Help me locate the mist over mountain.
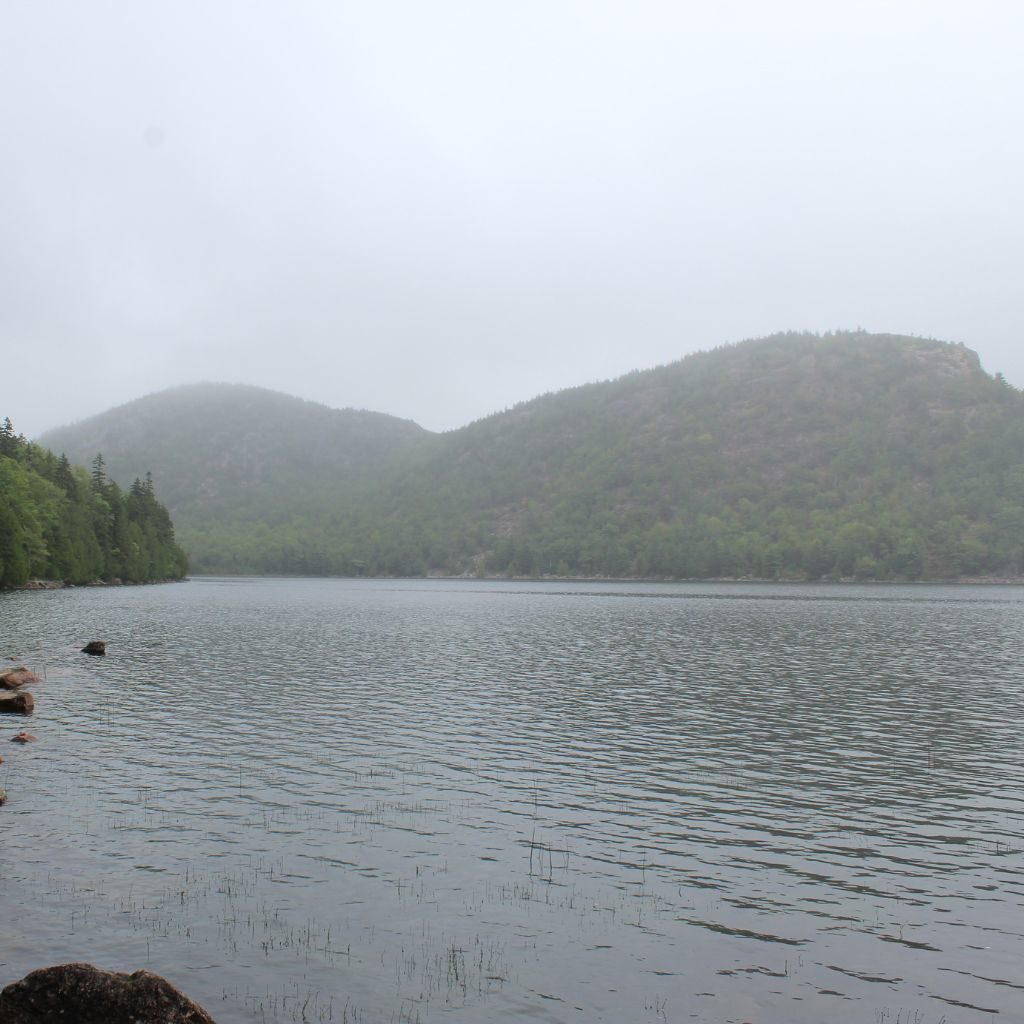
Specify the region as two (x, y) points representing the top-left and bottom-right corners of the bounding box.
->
(40, 332), (1024, 580)
(42, 382), (428, 513)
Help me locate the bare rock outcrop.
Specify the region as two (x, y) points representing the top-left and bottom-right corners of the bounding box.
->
(81, 641), (106, 656)
(0, 963), (216, 1023)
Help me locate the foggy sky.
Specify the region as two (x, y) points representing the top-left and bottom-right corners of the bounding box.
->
(3, 1), (1022, 440)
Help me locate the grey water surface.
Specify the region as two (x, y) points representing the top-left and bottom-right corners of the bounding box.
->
(1, 578), (1022, 1023)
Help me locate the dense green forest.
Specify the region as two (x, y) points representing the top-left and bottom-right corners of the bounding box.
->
(41, 332), (1024, 581)
(0, 418), (187, 588)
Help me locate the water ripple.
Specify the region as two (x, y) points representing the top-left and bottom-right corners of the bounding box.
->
(1, 578), (1023, 1022)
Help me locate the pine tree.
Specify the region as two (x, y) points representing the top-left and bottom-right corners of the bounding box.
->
(90, 453), (107, 490)
(0, 417), (19, 457)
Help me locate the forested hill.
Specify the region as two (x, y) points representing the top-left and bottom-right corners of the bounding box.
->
(41, 383), (435, 574)
(379, 331), (1024, 579)
(40, 332), (1024, 580)
(0, 419), (187, 587)
(40, 382), (428, 515)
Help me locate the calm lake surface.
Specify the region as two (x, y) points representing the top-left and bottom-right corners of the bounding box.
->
(1, 578), (1023, 1023)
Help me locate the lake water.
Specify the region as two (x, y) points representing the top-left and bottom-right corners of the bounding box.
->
(1, 578), (1023, 1023)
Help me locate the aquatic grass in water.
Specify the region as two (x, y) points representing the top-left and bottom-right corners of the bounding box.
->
(0, 578), (1022, 1022)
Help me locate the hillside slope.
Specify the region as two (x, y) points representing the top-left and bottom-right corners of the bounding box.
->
(40, 333), (1024, 579)
(342, 331), (1024, 579)
(41, 383), (431, 571)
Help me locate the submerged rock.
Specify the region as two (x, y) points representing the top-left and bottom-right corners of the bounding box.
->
(0, 692), (33, 715)
(0, 668), (38, 690)
(0, 963), (216, 1023)
(81, 641), (107, 656)
(10, 732), (36, 744)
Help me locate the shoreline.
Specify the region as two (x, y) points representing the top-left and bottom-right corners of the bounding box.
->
(10, 573), (1024, 591)
(109, 572), (1024, 586)
(9, 577), (186, 592)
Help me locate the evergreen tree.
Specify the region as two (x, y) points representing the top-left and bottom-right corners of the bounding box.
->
(0, 417), (17, 457)
(90, 453), (107, 490)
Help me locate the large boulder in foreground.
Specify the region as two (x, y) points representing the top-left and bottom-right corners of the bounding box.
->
(0, 692), (33, 715)
(0, 963), (215, 1023)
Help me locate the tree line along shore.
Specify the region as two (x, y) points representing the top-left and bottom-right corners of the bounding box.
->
(0, 418), (187, 589)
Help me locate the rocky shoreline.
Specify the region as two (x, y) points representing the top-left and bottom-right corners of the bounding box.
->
(0, 653), (218, 1021)
(12, 577), (187, 591)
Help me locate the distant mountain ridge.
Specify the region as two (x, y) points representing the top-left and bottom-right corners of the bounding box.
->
(42, 382), (427, 512)
(40, 332), (1024, 580)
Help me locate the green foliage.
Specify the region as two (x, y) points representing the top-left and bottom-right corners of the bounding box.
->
(36, 334), (1024, 581)
(0, 423), (187, 588)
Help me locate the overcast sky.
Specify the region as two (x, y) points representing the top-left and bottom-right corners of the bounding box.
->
(3, 1), (1022, 439)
